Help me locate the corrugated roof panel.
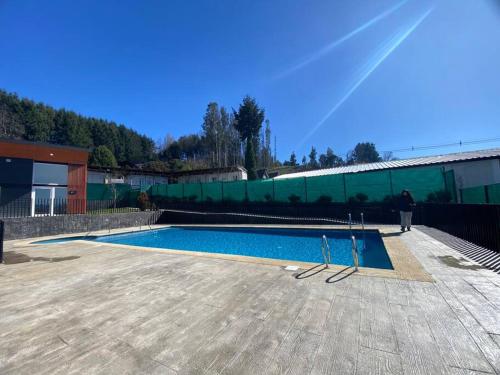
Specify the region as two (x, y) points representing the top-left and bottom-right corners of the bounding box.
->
(274, 148), (500, 180)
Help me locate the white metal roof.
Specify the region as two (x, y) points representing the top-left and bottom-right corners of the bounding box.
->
(274, 148), (500, 180)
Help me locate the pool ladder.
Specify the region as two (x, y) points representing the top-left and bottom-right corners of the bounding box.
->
(348, 212), (367, 251)
(321, 234), (359, 272)
(321, 235), (331, 268)
(351, 235), (359, 272)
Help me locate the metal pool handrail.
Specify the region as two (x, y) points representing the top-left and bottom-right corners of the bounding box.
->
(321, 235), (331, 268)
(361, 213), (366, 250)
(351, 235), (359, 272)
(348, 212), (366, 251)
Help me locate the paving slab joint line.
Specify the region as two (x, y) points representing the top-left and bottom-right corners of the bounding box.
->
(435, 280), (500, 374)
(358, 343), (401, 356)
(448, 364), (495, 374)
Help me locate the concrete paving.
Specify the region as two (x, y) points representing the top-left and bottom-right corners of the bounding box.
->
(1, 226), (500, 374)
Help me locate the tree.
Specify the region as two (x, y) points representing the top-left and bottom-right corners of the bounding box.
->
(0, 89), (156, 166)
(309, 147), (319, 168)
(301, 156), (307, 165)
(233, 96), (265, 180)
(347, 142), (381, 164)
(245, 138), (257, 180)
(382, 151), (397, 161)
(89, 145), (118, 167)
(289, 151), (297, 166)
(319, 147), (343, 168)
(260, 119), (272, 168)
(0, 90), (25, 138)
(202, 102), (223, 167)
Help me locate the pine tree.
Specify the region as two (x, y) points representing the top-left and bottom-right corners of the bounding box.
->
(233, 96), (265, 180)
(89, 145), (118, 167)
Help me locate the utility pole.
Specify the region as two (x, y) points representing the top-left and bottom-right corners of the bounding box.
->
(274, 136), (277, 164)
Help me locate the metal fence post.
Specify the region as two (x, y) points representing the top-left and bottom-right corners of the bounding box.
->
(304, 177), (308, 203)
(0, 220), (4, 264)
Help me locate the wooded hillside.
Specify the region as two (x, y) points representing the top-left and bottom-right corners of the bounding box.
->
(0, 90), (155, 166)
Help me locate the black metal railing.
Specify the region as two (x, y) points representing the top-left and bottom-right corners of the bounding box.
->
(0, 220), (4, 263)
(0, 198), (142, 219)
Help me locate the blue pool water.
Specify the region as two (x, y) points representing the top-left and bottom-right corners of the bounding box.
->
(89, 227), (393, 269)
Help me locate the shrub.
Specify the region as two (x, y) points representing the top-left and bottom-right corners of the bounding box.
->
(348, 193), (369, 204)
(316, 195), (332, 204)
(188, 195), (198, 202)
(356, 193), (368, 202)
(426, 190), (452, 203)
(264, 193), (273, 202)
(382, 195), (397, 204)
(205, 196), (213, 203)
(137, 192), (150, 211)
(288, 194), (301, 204)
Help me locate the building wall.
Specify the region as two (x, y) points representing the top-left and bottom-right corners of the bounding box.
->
(87, 170), (106, 184)
(88, 170), (168, 186)
(126, 174), (168, 186)
(0, 157), (33, 213)
(0, 140), (88, 215)
(68, 164), (87, 213)
(177, 170), (247, 183)
(444, 158), (500, 201)
(0, 139), (88, 165)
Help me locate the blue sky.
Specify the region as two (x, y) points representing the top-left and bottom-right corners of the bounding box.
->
(1, 0), (499, 160)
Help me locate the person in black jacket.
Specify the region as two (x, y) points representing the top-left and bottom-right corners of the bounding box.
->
(399, 190), (415, 232)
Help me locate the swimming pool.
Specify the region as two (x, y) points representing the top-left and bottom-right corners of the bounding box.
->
(88, 226), (393, 269)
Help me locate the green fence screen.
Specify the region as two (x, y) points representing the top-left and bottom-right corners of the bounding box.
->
(203, 182), (223, 201)
(274, 178), (306, 202)
(488, 183), (500, 204)
(87, 183), (133, 201)
(391, 167), (446, 202)
(247, 180), (273, 202)
(221, 180), (246, 201)
(461, 183), (500, 204)
(91, 165), (454, 205)
(306, 174), (346, 203)
(345, 170), (392, 202)
(461, 186), (487, 204)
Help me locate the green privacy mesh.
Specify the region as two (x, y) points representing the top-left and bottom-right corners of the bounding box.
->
(345, 170), (392, 202)
(444, 170), (457, 203)
(306, 174), (346, 203)
(274, 178), (306, 202)
(461, 186), (487, 204)
(167, 183), (184, 199)
(202, 182), (223, 201)
(150, 184), (168, 197)
(487, 183), (500, 204)
(222, 180), (247, 201)
(87, 183), (133, 201)
(391, 167), (445, 202)
(183, 183), (202, 201)
(247, 180), (274, 202)
(118, 164), (451, 204)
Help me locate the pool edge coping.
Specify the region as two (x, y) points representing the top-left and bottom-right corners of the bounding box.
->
(10, 224), (433, 282)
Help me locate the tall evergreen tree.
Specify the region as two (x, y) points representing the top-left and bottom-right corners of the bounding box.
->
(233, 96), (265, 180)
(347, 142), (382, 164)
(89, 145), (118, 167)
(289, 151), (297, 166)
(309, 146), (318, 168)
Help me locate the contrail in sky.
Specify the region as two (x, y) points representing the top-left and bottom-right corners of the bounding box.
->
(274, 0), (410, 80)
(297, 7), (435, 150)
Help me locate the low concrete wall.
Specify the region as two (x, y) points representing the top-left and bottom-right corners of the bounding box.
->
(2, 211), (163, 240)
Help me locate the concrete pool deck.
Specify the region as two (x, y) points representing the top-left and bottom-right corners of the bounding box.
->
(1, 226), (500, 374)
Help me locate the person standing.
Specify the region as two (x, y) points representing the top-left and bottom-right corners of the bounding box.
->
(399, 190), (415, 232)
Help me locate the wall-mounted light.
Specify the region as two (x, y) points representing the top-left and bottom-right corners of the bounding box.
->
(49, 153), (54, 157)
